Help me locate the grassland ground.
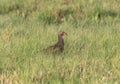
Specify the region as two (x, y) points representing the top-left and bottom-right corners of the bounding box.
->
(0, 0), (120, 84)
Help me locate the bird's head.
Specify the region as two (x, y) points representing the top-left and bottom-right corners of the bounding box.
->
(59, 31), (67, 36)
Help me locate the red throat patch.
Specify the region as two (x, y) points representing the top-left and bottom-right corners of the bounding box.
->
(60, 32), (67, 36)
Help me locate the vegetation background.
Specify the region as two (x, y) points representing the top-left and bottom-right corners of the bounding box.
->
(0, 0), (120, 84)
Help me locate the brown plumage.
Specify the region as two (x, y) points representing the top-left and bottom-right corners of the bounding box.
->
(43, 31), (67, 54)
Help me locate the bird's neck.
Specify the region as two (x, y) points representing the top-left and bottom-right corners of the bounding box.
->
(57, 35), (64, 45)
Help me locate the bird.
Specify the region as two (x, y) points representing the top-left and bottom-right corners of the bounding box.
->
(43, 31), (67, 54)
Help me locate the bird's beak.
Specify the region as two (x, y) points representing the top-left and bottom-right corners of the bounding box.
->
(65, 33), (67, 36)
(62, 32), (67, 36)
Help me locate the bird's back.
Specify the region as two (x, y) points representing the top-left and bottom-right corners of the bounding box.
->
(43, 42), (64, 54)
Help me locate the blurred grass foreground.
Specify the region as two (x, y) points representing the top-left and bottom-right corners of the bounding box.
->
(0, 0), (120, 84)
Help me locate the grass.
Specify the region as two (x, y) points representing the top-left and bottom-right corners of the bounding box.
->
(0, 0), (120, 84)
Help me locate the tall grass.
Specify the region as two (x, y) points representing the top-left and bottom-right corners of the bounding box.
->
(0, 0), (120, 84)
